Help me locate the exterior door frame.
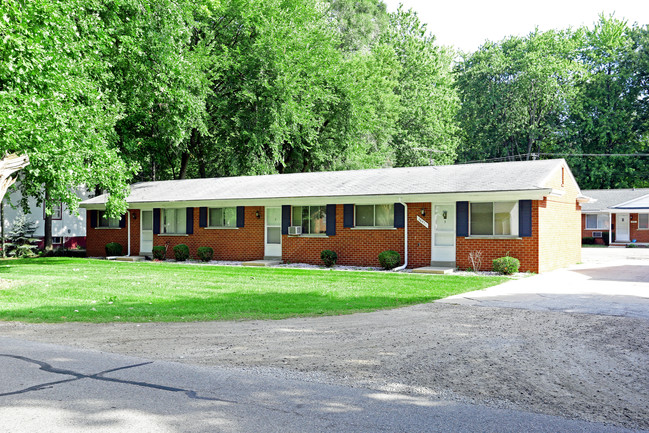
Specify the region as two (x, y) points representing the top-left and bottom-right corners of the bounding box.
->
(430, 202), (456, 266)
(616, 213), (630, 242)
(140, 210), (154, 254)
(264, 206), (282, 258)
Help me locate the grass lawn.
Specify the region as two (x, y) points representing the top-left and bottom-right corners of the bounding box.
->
(0, 258), (508, 323)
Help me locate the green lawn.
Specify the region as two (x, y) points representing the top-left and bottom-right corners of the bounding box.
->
(0, 258), (508, 323)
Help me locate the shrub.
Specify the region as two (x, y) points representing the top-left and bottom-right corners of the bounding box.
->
(320, 250), (338, 267)
(581, 237), (594, 245)
(197, 246), (214, 262)
(378, 250), (401, 270)
(105, 242), (123, 256)
(173, 244), (190, 261)
(152, 245), (166, 260)
(601, 232), (610, 246)
(5, 215), (39, 258)
(468, 250), (484, 272)
(492, 256), (520, 275)
(626, 243), (637, 248)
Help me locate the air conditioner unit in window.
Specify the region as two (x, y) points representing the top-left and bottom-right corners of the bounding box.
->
(593, 231), (603, 238)
(288, 226), (302, 235)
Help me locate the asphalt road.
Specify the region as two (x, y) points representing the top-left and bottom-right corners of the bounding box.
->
(0, 337), (640, 433)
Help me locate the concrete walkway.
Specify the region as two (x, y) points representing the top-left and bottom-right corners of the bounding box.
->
(438, 247), (649, 318)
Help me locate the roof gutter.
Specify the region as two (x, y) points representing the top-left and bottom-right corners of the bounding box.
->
(394, 199), (408, 272)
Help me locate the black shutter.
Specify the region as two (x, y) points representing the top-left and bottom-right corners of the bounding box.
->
(90, 210), (98, 228)
(199, 207), (207, 228)
(119, 214), (126, 228)
(456, 201), (469, 237)
(394, 203), (405, 228)
(153, 208), (160, 234)
(326, 204), (336, 236)
(236, 206), (245, 228)
(519, 200), (532, 237)
(281, 205), (291, 235)
(343, 204), (354, 228)
(186, 207), (194, 234)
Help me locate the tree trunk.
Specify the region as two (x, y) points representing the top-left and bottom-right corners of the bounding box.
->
(43, 190), (53, 252)
(179, 151), (190, 180)
(1, 199), (5, 259)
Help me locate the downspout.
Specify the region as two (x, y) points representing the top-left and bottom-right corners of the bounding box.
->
(394, 200), (408, 271)
(127, 210), (131, 256)
(609, 211), (612, 246)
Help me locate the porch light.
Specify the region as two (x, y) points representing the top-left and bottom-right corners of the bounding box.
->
(421, 208), (426, 216)
(256, 210), (261, 219)
(442, 210), (447, 220)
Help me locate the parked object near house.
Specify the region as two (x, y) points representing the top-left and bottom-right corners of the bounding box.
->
(80, 159), (586, 273)
(3, 187), (89, 250)
(581, 188), (649, 246)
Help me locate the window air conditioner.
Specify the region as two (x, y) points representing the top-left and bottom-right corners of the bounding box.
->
(593, 231), (602, 238)
(288, 226), (302, 235)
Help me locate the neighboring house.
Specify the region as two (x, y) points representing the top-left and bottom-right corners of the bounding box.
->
(3, 187), (90, 249)
(80, 159), (586, 273)
(581, 188), (649, 245)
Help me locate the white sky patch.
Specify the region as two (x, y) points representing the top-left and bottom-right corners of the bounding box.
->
(382, 0), (649, 53)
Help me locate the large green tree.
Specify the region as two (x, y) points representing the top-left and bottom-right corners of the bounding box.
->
(455, 29), (582, 163)
(0, 0), (133, 225)
(383, 6), (460, 166)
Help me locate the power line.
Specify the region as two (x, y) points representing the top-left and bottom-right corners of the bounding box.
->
(461, 153), (649, 164)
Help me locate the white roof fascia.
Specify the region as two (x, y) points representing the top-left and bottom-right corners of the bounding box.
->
(80, 189), (552, 210)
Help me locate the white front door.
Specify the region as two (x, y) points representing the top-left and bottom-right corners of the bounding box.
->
(140, 210), (153, 254)
(616, 213), (630, 242)
(265, 207), (282, 257)
(431, 203), (456, 264)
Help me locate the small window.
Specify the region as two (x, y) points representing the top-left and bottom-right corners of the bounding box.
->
(162, 208), (186, 234)
(639, 214), (649, 229)
(44, 202), (62, 220)
(470, 202), (518, 236)
(355, 204), (394, 227)
(52, 236), (63, 244)
(208, 207), (236, 227)
(98, 210), (120, 228)
(292, 206), (326, 234)
(585, 214), (610, 230)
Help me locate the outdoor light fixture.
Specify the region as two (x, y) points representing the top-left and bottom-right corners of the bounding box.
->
(132, 213), (137, 220)
(255, 210), (261, 219)
(421, 208), (426, 216)
(442, 210), (448, 220)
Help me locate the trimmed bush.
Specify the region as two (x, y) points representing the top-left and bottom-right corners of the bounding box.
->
(581, 237), (594, 245)
(492, 256), (520, 275)
(152, 245), (166, 260)
(320, 250), (338, 267)
(197, 246), (214, 262)
(105, 242), (122, 256)
(378, 250), (401, 270)
(173, 244), (190, 261)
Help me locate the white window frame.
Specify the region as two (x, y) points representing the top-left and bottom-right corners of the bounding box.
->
(98, 210), (120, 228)
(162, 208), (186, 234)
(355, 204), (394, 228)
(208, 207), (237, 228)
(585, 213), (610, 230)
(469, 201), (519, 237)
(292, 205), (327, 235)
(639, 214), (649, 230)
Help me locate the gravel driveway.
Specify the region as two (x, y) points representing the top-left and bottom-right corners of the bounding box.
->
(2, 248), (648, 430)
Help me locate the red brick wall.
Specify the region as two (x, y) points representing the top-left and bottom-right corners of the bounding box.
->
(156, 206), (265, 261)
(86, 217), (128, 257)
(629, 214), (649, 242)
(456, 202), (540, 273)
(282, 202), (430, 268)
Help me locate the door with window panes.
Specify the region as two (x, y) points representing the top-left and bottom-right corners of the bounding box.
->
(265, 207), (282, 257)
(140, 210), (153, 254)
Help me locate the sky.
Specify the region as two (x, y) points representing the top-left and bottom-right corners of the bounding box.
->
(382, 0), (649, 53)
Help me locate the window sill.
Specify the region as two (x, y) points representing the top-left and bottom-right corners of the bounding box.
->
(466, 236), (522, 240)
(350, 227), (397, 230)
(204, 227), (239, 230)
(157, 234), (189, 237)
(288, 234), (328, 238)
(94, 227), (122, 230)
